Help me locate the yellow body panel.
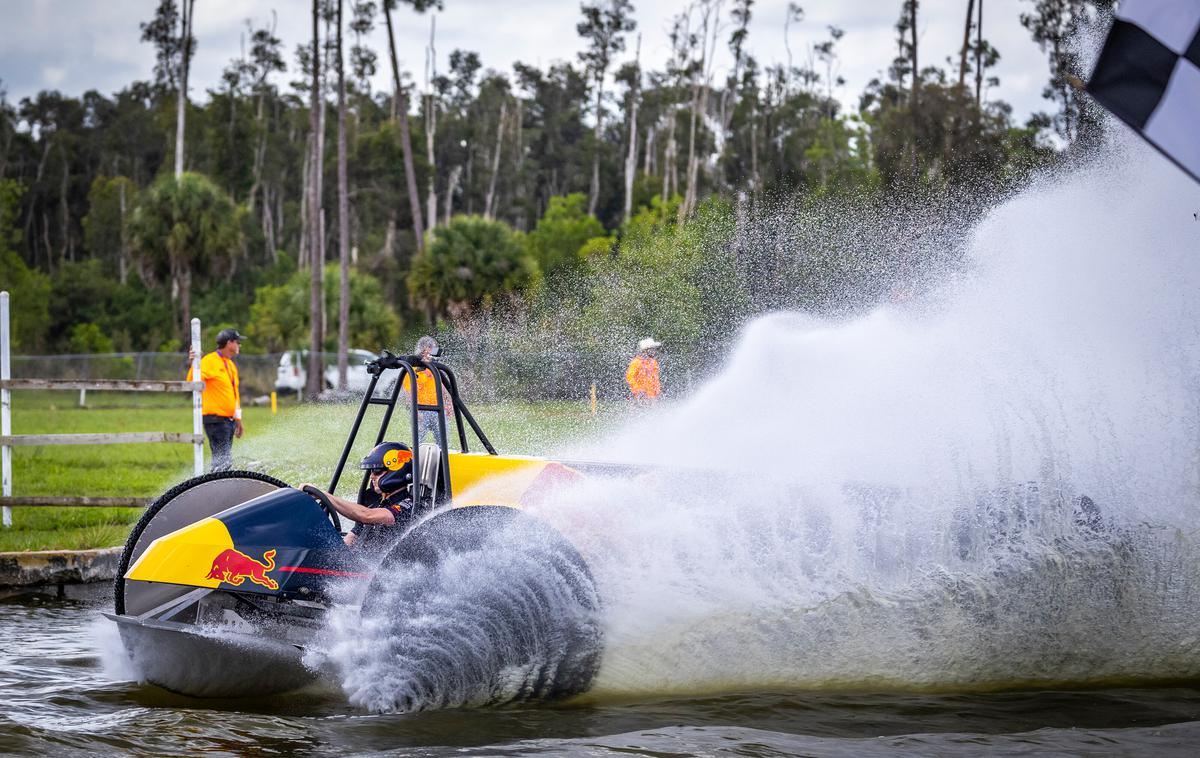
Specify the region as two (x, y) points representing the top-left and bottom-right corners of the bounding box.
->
(447, 452), (554, 508)
(126, 517), (234, 587)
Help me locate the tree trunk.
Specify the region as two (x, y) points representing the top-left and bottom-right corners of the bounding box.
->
(425, 15), (438, 231)
(484, 98), (507, 220)
(174, 0), (195, 178)
(336, 0), (350, 390)
(118, 180), (129, 284)
(307, 0), (325, 399)
(588, 80), (603, 217)
(444, 165), (462, 225)
(384, 0), (425, 254)
(299, 135), (310, 268)
(975, 0), (984, 107)
(958, 0), (975, 88)
(663, 108), (677, 200)
(910, 0), (920, 182)
(623, 34), (641, 225)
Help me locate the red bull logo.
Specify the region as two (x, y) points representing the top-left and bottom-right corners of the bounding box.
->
(206, 548), (279, 590)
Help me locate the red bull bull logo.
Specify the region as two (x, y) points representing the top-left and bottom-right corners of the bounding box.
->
(206, 548), (279, 590)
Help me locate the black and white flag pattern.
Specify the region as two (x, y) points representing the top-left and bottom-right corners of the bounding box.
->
(1088, 0), (1200, 183)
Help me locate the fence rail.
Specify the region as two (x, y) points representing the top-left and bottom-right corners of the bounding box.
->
(1, 293), (206, 526)
(0, 496), (153, 508)
(0, 379), (201, 392)
(0, 432), (203, 446)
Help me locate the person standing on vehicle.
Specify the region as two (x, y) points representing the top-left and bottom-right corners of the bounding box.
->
(626, 337), (662, 405)
(187, 328), (244, 471)
(301, 441), (415, 553)
(402, 335), (453, 444)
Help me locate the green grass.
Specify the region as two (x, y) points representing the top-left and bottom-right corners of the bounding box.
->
(0, 390), (627, 551)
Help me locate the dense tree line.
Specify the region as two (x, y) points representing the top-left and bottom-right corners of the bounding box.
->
(0, 0), (1112, 392)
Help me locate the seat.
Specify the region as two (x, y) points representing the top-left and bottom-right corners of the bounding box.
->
(417, 442), (441, 506)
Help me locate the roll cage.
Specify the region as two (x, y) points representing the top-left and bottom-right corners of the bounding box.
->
(325, 351), (497, 509)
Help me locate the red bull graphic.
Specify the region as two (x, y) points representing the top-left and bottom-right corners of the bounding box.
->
(206, 548), (279, 590)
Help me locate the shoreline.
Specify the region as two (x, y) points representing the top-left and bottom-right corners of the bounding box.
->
(0, 546), (122, 588)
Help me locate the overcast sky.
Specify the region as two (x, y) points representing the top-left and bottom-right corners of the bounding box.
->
(0, 0), (1058, 123)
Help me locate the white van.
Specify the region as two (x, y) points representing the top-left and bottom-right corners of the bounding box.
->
(276, 349), (378, 393)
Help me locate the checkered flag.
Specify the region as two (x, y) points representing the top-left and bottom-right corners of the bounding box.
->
(1087, 0), (1200, 184)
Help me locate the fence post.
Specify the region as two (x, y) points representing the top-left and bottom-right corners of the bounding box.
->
(191, 318), (203, 477)
(2, 292), (11, 527)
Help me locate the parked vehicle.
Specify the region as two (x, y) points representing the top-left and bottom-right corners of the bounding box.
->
(275, 349), (377, 393)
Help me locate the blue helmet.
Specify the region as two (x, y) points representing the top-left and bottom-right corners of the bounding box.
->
(361, 441), (412, 493)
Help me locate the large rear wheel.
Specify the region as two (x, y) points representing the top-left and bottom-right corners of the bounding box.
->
(353, 506), (603, 711)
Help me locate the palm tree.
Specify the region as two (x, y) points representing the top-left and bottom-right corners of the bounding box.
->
(127, 172), (243, 340)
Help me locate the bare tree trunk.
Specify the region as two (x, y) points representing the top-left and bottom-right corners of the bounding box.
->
(588, 81), (604, 216)
(384, 0), (425, 254)
(118, 180), (129, 284)
(910, 0), (920, 181)
(299, 135), (310, 268)
(750, 103), (759, 197)
(379, 215), (397, 257)
(958, 0), (976, 88)
(484, 98), (507, 219)
(686, 5), (721, 219)
(307, 0), (325, 399)
(336, 0), (350, 389)
(425, 15), (438, 231)
(174, 0), (195, 178)
(663, 108), (677, 200)
(974, 0), (984, 107)
(623, 34), (641, 225)
(643, 122), (655, 176)
(443, 165), (462, 225)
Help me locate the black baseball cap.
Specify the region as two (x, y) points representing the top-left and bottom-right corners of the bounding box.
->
(216, 328), (245, 347)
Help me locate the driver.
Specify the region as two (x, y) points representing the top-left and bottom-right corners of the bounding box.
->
(301, 441), (415, 552)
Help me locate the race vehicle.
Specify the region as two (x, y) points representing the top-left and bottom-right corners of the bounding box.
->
(105, 352), (611, 700)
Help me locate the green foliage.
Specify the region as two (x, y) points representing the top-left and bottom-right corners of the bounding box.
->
(66, 322), (116, 353)
(0, 179), (51, 350)
(408, 215), (540, 320)
(247, 264), (402, 353)
(525, 193), (605, 275)
(82, 175), (137, 275)
(127, 172), (245, 337)
(572, 197), (740, 364)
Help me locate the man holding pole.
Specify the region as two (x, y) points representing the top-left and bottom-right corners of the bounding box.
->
(188, 328), (244, 471)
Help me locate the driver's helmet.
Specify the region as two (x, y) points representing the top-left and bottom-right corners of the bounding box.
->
(360, 441), (413, 492)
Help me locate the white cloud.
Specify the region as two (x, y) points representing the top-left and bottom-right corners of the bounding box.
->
(41, 65), (67, 87)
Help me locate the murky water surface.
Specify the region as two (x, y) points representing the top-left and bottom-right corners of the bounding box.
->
(2, 583), (1197, 757)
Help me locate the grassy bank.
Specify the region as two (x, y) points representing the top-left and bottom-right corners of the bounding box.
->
(0, 390), (625, 551)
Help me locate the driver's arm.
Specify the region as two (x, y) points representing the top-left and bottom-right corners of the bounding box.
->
(300, 484), (396, 525)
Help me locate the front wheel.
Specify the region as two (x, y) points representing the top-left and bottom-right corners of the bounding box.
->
(114, 470), (288, 616)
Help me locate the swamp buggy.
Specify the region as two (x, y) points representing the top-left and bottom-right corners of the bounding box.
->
(105, 353), (613, 700)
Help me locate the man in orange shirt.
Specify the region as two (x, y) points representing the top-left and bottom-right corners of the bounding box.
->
(401, 335), (453, 444)
(187, 328), (244, 471)
(626, 337), (662, 405)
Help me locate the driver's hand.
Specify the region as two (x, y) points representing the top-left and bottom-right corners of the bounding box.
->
(298, 482), (323, 495)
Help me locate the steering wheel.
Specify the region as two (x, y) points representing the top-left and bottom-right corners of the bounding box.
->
(302, 485), (343, 533)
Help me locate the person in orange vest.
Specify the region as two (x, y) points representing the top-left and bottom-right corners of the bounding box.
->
(402, 335), (453, 444)
(187, 328), (244, 471)
(626, 337), (662, 405)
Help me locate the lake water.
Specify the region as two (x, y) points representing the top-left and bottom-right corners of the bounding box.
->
(2, 582), (1197, 757)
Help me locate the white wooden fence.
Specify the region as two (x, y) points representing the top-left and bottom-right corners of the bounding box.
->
(1, 292), (204, 527)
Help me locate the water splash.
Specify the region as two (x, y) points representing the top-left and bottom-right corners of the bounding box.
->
(322, 131), (1200, 709)
(542, 133), (1200, 697)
